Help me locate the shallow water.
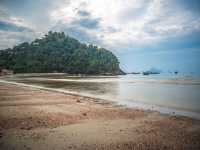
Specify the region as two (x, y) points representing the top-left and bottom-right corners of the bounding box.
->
(3, 73), (200, 119)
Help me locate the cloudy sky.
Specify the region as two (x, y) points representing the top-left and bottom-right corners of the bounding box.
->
(0, 0), (200, 73)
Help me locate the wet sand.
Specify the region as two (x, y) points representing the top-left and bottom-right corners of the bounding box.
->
(0, 82), (200, 150)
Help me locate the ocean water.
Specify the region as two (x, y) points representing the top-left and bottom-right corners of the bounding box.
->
(3, 73), (200, 119)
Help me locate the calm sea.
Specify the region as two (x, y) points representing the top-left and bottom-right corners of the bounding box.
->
(3, 73), (200, 119)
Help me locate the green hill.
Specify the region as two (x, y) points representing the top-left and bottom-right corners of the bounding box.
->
(0, 31), (124, 75)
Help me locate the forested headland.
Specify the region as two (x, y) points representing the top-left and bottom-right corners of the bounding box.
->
(0, 31), (124, 75)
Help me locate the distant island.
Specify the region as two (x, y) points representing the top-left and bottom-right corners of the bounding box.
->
(0, 31), (124, 75)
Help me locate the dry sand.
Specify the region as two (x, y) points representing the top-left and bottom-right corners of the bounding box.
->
(0, 82), (200, 150)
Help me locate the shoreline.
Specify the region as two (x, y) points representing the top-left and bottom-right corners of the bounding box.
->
(0, 79), (199, 120)
(0, 80), (200, 149)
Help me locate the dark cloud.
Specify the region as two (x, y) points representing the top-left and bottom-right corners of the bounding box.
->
(51, 20), (102, 45)
(0, 21), (32, 32)
(77, 10), (90, 17)
(0, 8), (36, 49)
(65, 27), (96, 42)
(71, 17), (100, 29)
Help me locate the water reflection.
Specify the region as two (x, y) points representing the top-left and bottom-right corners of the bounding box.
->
(4, 73), (200, 119)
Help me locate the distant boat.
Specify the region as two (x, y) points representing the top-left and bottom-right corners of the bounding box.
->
(142, 68), (161, 75)
(174, 71), (178, 74)
(142, 71), (160, 75)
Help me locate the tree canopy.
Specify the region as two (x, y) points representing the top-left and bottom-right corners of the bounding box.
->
(0, 31), (124, 75)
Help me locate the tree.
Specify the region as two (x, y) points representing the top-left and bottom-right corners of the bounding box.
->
(0, 31), (123, 75)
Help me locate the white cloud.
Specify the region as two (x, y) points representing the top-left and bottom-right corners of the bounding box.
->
(0, 8), (42, 49)
(1, 0), (200, 50)
(0, 30), (41, 49)
(50, 0), (200, 48)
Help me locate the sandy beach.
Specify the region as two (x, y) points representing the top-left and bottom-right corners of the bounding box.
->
(0, 82), (200, 150)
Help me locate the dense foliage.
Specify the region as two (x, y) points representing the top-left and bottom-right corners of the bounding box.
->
(0, 31), (123, 74)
